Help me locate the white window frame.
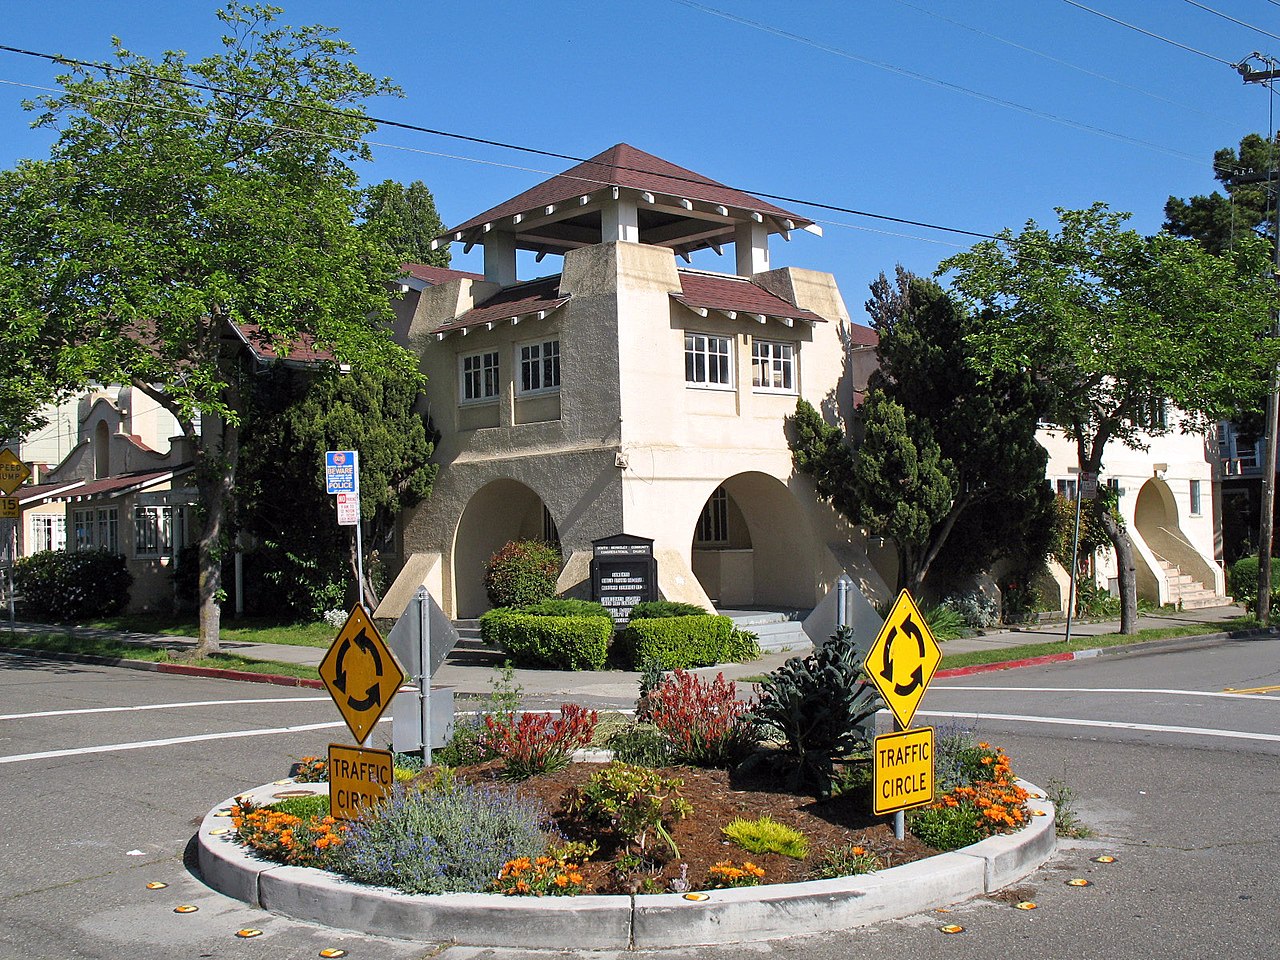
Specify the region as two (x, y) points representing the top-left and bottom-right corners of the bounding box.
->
(516, 338), (561, 396)
(1190, 479), (1202, 516)
(696, 486), (729, 544)
(459, 350), (500, 405)
(73, 506), (119, 553)
(134, 505), (178, 559)
(752, 339), (796, 393)
(685, 332), (733, 389)
(29, 514), (66, 553)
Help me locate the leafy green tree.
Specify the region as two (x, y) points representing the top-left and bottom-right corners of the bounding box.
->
(941, 203), (1278, 633)
(361, 179), (451, 266)
(237, 365), (437, 616)
(791, 270), (1051, 592)
(1164, 132), (1277, 255)
(0, 4), (416, 654)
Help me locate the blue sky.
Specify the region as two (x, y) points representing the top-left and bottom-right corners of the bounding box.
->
(2, 1), (1276, 322)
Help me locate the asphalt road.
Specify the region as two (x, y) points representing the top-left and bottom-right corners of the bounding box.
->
(0, 634), (1276, 960)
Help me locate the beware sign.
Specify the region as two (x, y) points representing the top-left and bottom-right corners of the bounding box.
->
(873, 726), (935, 815)
(327, 744), (393, 820)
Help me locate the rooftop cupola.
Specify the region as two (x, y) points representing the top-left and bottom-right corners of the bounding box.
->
(432, 143), (820, 286)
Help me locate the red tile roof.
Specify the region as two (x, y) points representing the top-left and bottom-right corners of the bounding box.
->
(17, 480), (86, 504)
(401, 263), (484, 285)
(37, 467), (192, 502)
(229, 322), (339, 367)
(435, 276), (569, 334)
(673, 271), (826, 324)
(447, 144), (811, 235)
(847, 323), (878, 348)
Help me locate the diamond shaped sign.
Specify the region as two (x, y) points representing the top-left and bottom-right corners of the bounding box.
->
(0, 448), (31, 497)
(319, 604), (405, 744)
(863, 589), (942, 730)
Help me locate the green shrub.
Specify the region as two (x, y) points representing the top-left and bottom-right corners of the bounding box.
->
(479, 609), (611, 670)
(565, 762), (692, 861)
(519, 597), (612, 619)
(13, 549), (133, 621)
(808, 841), (882, 879)
(934, 729), (1002, 792)
(922, 604), (967, 641)
(606, 723), (673, 767)
(268, 794), (331, 819)
(748, 625), (882, 796)
(337, 783), (549, 894)
(724, 628), (762, 663)
(721, 815), (810, 859)
(1228, 555), (1280, 614)
(484, 540), (561, 608)
(629, 600), (708, 618)
(618, 614), (734, 669)
(434, 664), (522, 766)
(907, 802), (985, 851)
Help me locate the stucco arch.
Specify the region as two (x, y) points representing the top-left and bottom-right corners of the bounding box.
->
(1132, 477), (1217, 603)
(451, 479), (555, 618)
(1134, 477), (1178, 532)
(689, 471), (818, 609)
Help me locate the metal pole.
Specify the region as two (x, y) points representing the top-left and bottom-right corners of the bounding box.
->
(836, 574), (850, 630)
(1064, 476), (1084, 643)
(417, 587), (432, 764)
(893, 717), (905, 841)
(5, 521), (15, 627)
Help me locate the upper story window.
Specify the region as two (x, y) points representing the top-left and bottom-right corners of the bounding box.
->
(459, 350), (500, 404)
(518, 339), (561, 395)
(1190, 479), (1202, 516)
(685, 332), (732, 388)
(752, 339), (796, 393)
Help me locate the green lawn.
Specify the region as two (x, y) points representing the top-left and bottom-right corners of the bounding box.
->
(81, 614), (336, 647)
(0, 628), (320, 680)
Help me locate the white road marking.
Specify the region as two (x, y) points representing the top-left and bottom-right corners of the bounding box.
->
(0, 696), (331, 722)
(0, 718), (385, 765)
(916, 710), (1280, 743)
(932, 685), (1280, 702)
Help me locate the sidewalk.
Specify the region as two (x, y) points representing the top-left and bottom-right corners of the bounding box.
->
(0, 602), (1253, 708)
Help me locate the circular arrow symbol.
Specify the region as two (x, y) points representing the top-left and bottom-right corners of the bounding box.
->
(333, 627), (386, 712)
(879, 615), (928, 697)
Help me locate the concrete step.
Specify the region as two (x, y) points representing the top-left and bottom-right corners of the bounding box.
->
(1175, 591), (1229, 611)
(722, 609), (811, 653)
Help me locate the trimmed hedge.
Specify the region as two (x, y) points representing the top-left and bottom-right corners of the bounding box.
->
(619, 614), (736, 670)
(1228, 555), (1280, 614)
(484, 540), (561, 608)
(518, 598), (612, 619)
(478, 609), (612, 671)
(13, 549), (133, 621)
(628, 600), (708, 619)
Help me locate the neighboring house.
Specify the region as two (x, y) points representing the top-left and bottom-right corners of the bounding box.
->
(378, 143), (893, 636)
(12, 385), (197, 613)
(1038, 409), (1226, 611)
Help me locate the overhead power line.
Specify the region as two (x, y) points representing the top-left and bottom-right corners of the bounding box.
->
(670, 0), (1202, 162)
(1060, 0), (1236, 66)
(1181, 0), (1280, 43)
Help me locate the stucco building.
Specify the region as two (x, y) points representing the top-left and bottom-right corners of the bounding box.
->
(378, 144), (892, 635)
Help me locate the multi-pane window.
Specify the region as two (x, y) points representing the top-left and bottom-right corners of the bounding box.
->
(752, 340), (795, 392)
(696, 486), (729, 544)
(460, 350), (500, 403)
(73, 507), (119, 553)
(29, 515), (66, 553)
(518, 339), (561, 395)
(685, 333), (732, 387)
(1190, 479), (1202, 516)
(134, 506), (177, 559)
(1055, 478), (1078, 500)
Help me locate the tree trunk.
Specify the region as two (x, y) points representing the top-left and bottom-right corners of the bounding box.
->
(191, 406), (240, 658)
(1099, 507), (1139, 634)
(347, 527), (382, 611)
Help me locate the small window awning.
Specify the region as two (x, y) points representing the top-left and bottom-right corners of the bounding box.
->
(672, 271), (826, 327)
(433, 276), (570, 340)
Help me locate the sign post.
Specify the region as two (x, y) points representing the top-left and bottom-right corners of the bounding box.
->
(0, 449), (31, 626)
(325, 451), (364, 607)
(864, 589), (942, 838)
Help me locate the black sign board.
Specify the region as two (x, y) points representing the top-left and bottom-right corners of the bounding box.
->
(591, 534), (657, 626)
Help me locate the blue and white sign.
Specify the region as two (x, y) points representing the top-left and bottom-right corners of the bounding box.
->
(325, 450), (359, 495)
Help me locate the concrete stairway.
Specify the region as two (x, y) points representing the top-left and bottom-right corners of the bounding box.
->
(448, 619), (505, 667)
(719, 608), (812, 653)
(1156, 559), (1228, 610)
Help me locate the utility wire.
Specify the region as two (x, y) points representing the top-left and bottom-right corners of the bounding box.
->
(0, 45), (1001, 242)
(670, 0), (1202, 162)
(1181, 0), (1280, 43)
(1060, 0), (1236, 65)
(890, 0), (1233, 124)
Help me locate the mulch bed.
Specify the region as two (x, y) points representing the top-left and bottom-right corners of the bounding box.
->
(446, 760), (939, 895)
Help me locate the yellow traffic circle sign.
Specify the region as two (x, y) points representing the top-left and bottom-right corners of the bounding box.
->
(863, 589), (941, 730)
(0, 448), (30, 496)
(873, 726), (935, 815)
(319, 604), (404, 744)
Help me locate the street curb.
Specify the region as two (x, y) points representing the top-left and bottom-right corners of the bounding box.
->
(934, 628), (1271, 680)
(0, 645), (324, 689)
(196, 779), (1057, 948)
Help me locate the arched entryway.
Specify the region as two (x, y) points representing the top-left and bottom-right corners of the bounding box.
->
(1133, 477), (1215, 603)
(689, 472), (817, 609)
(451, 479), (557, 618)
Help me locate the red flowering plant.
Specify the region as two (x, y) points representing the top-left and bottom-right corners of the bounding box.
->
(484, 702), (598, 780)
(647, 670), (758, 768)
